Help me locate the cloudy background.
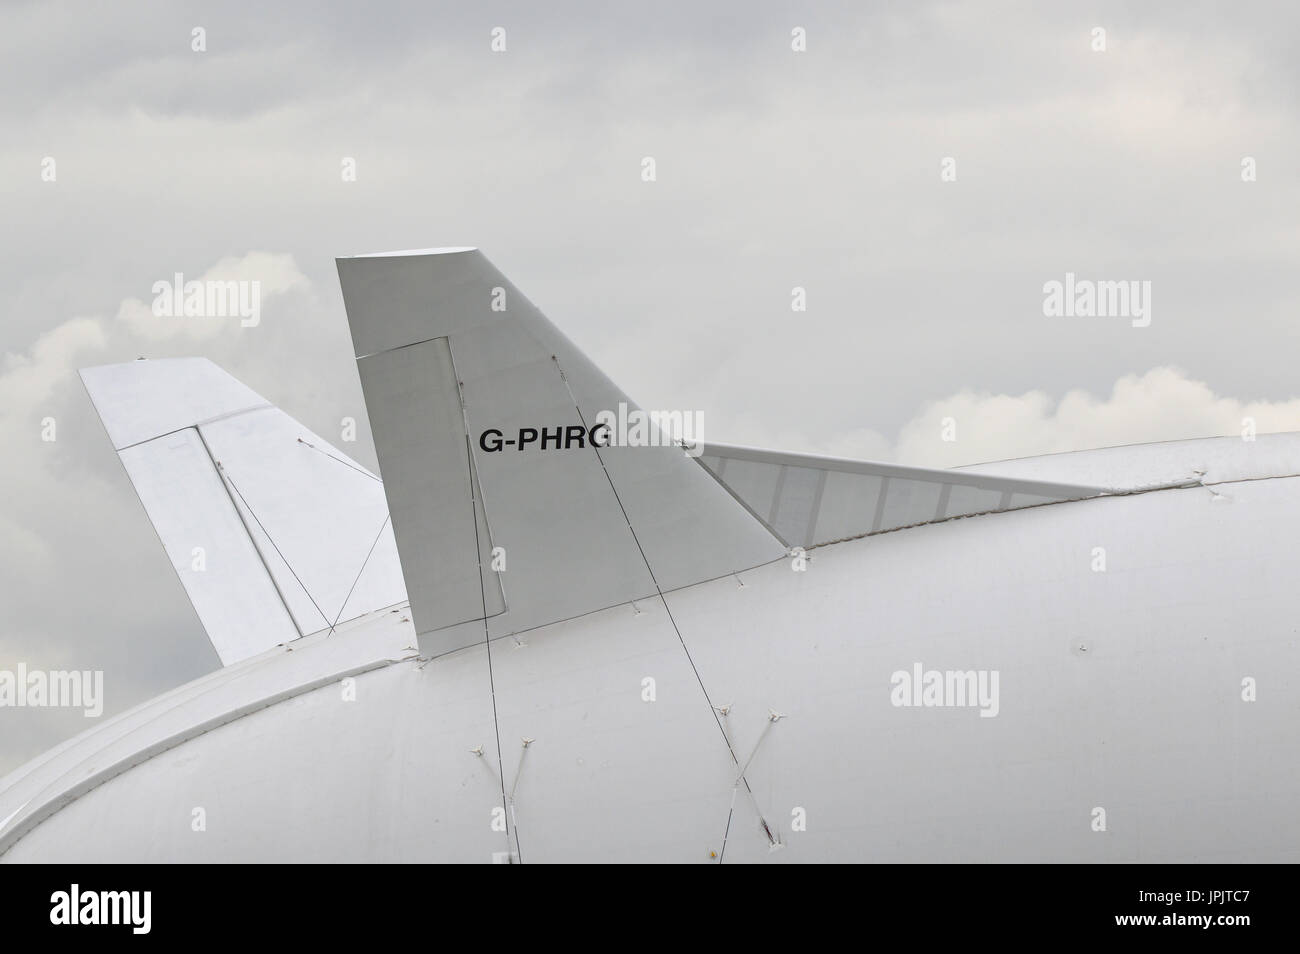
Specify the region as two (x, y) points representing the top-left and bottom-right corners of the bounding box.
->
(2, 0), (1297, 774)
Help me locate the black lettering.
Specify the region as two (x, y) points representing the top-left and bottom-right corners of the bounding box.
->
(480, 429), (504, 452)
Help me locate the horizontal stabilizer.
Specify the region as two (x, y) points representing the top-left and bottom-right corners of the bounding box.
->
(696, 442), (1110, 547)
(81, 359), (408, 665)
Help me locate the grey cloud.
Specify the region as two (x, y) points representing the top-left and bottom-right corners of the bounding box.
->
(2, 0), (1299, 774)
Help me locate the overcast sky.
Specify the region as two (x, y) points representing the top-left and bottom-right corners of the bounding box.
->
(2, 0), (1298, 774)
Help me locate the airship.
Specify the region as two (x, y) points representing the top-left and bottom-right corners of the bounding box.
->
(1, 248), (1295, 863)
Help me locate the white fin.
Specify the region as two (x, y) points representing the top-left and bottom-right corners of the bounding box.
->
(336, 248), (787, 655)
(81, 358), (407, 664)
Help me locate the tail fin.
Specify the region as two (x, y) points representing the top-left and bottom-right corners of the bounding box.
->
(336, 248), (786, 655)
(80, 358), (407, 665)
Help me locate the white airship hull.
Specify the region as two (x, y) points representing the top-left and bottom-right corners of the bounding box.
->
(3, 438), (1296, 862)
(3, 248), (1295, 863)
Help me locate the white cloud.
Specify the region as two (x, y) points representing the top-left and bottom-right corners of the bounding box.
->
(116, 251), (308, 340)
(892, 367), (1300, 467)
(0, 317), (106, 411)
(0, 317), (109, 570)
